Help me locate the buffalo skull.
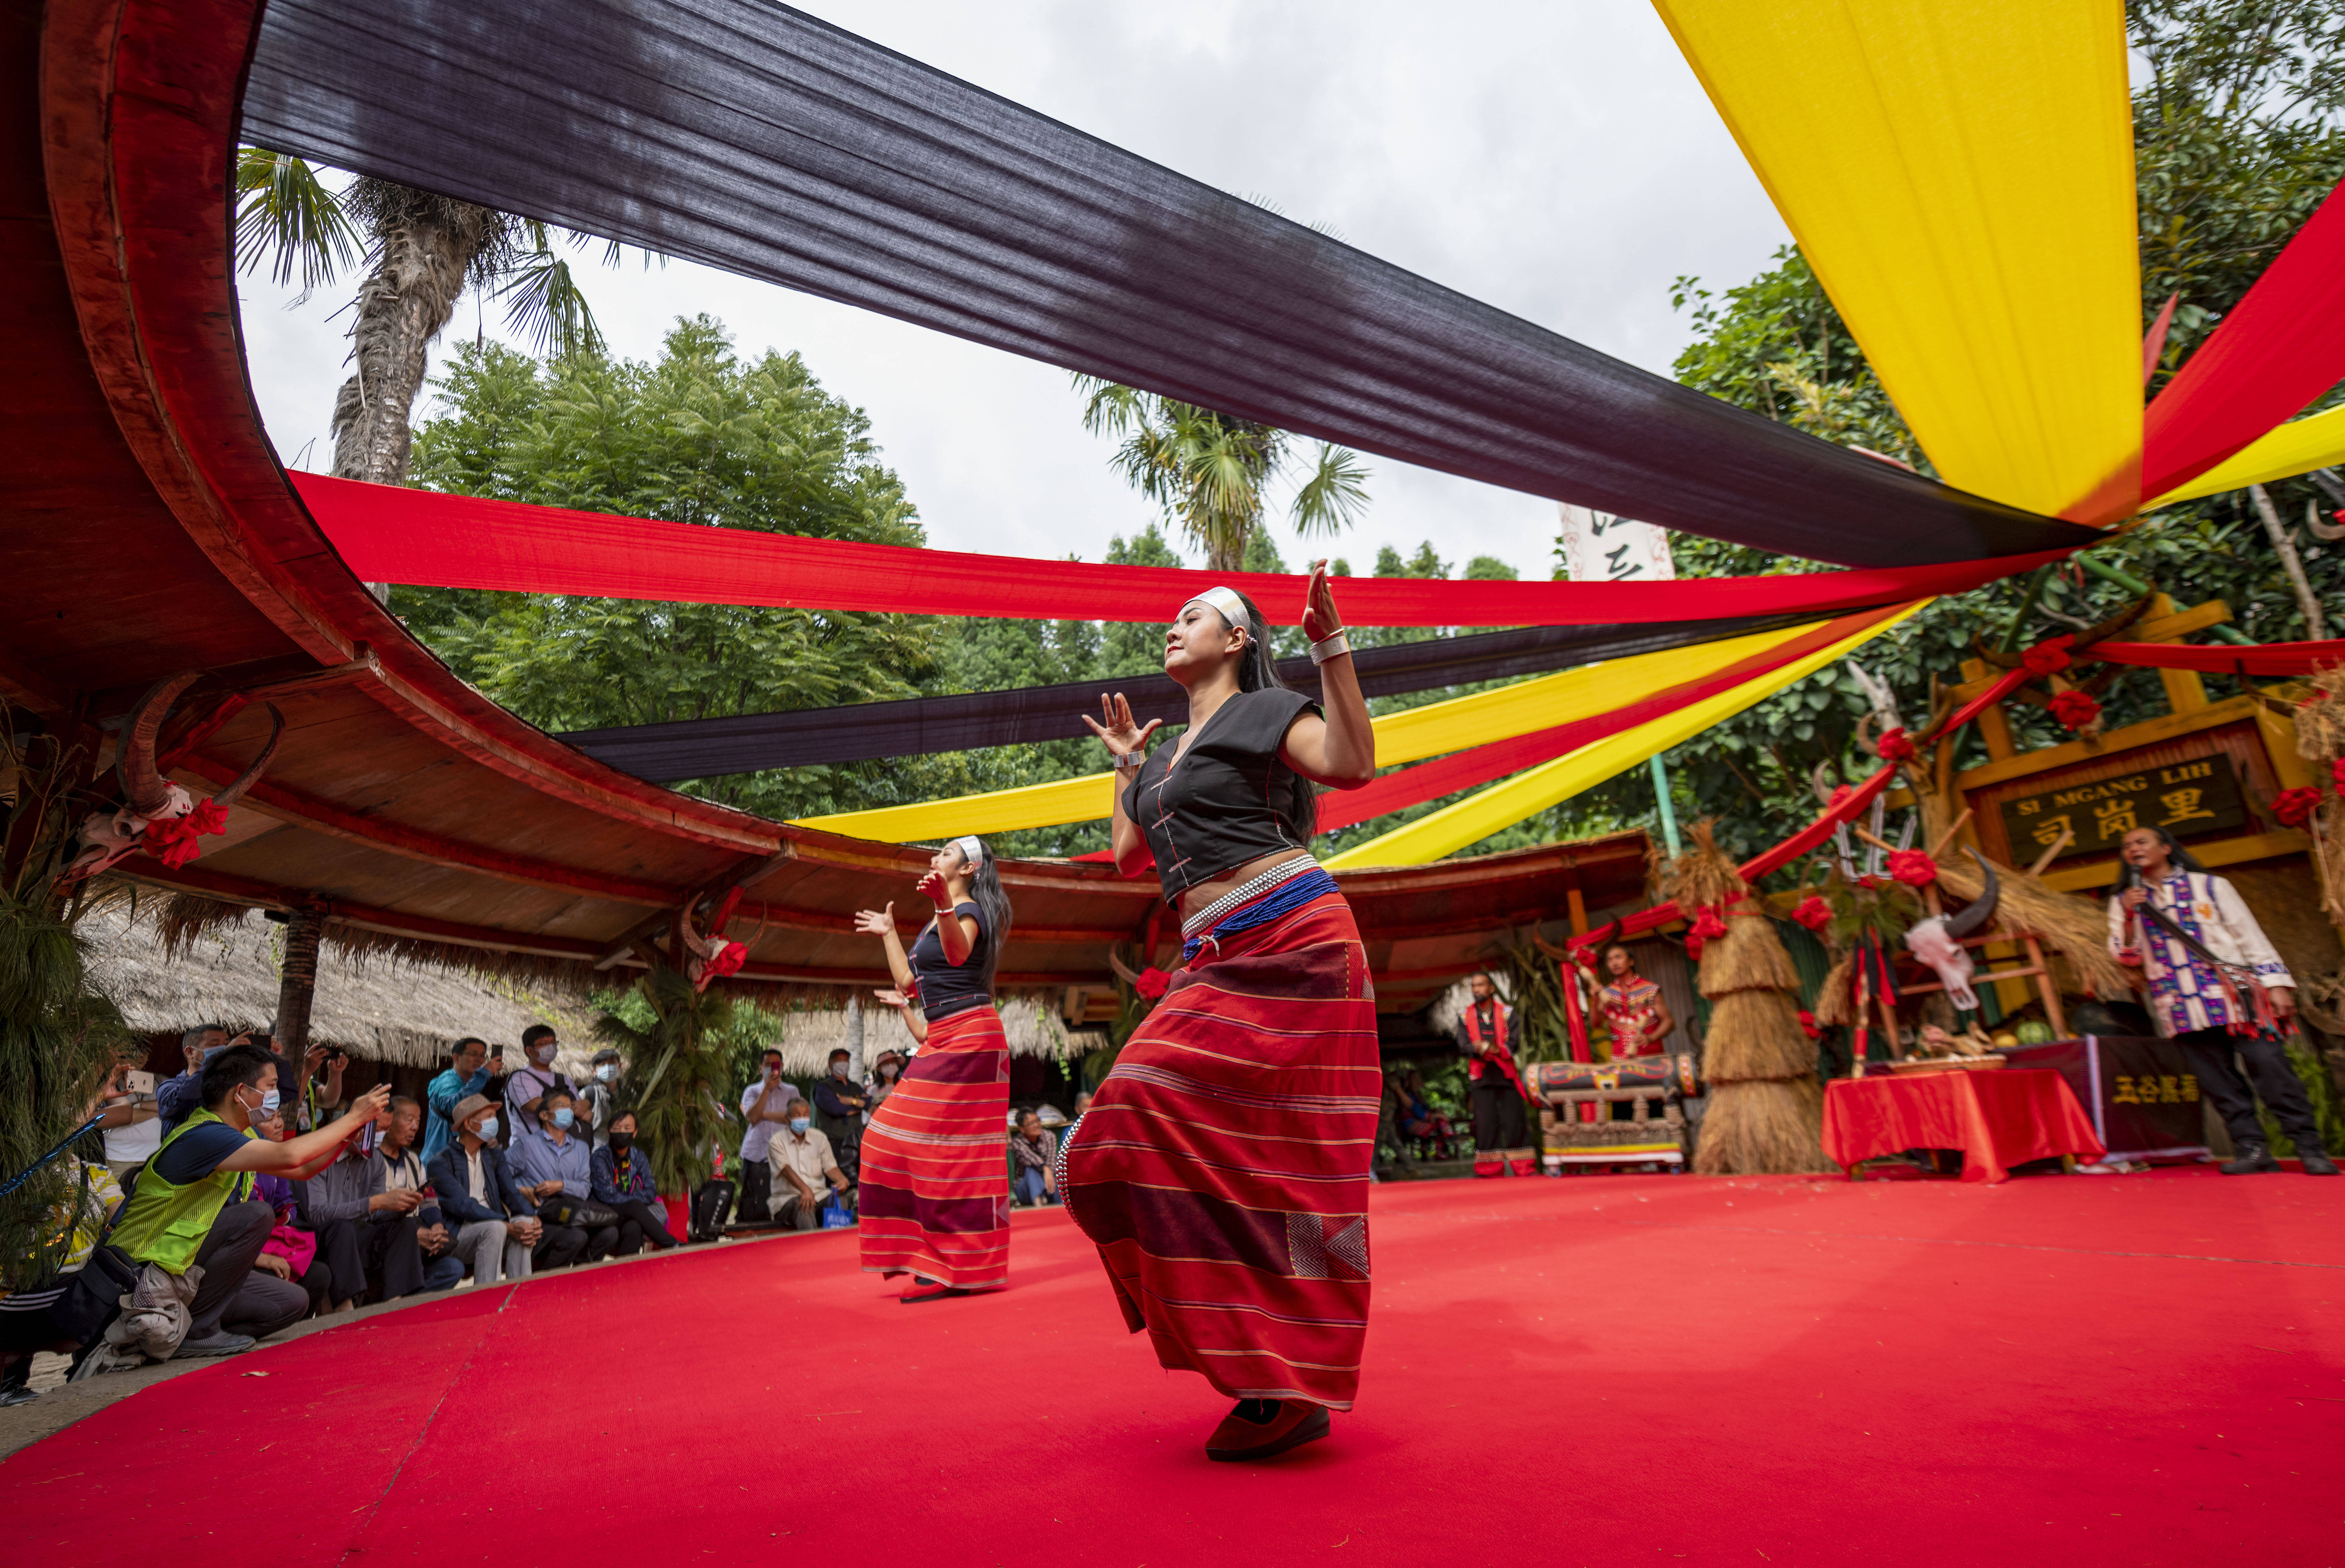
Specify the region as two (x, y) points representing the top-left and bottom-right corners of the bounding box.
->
(62, 673), (282, 884)
(1899, 849), (2002, 1010)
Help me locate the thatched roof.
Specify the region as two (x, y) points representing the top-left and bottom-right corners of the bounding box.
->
(81, 904), (597, 1072)
(764, 993), (1108, 1077)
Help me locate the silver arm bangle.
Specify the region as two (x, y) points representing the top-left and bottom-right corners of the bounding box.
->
(1308, 629), (1352, 666)
(1114, 750), (1145, 772)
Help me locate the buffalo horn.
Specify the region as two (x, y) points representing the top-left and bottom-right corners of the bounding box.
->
(1942, 847), (2002, 939)
(114, 671), (203, 816)
(210, 703), (285, 806)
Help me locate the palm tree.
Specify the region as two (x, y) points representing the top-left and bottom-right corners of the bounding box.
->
(235, 149), (634, 486)
(1075, 378), (1370, 573)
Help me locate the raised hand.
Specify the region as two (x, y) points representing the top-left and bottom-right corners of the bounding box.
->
(873, 988), (910, 1010)
(852, 902), (898, 938)
(1301, 559), (1343, 644)
(1081, 692), (1162, 762)
(917, 870), (953, 910)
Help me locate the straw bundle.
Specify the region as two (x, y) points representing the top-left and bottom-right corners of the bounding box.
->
(1699, 1079), (1836, 1175)
(1934, 857), (2131, 1000)
(2291, 667), (2345, 763)
(1664, 821), (1830, 1174)
(1698, 909), (1801, 998)
(1812, 952), (1855, 1028)
(1701, 989), (1813, 1080)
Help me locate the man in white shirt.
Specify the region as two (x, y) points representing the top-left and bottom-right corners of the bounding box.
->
(502, 1024), (576, 1143)
(767, 1098), (850, 1231)
(737, 1050), (800, 1223)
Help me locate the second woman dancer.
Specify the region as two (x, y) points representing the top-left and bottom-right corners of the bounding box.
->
(853, 836), (1016, 1302)
(1059, 562), (1378, 1463)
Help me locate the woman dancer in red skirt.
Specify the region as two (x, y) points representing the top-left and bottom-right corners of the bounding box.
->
(853, 837), (1015, 1303)
(1061, 563), (1377, 1462)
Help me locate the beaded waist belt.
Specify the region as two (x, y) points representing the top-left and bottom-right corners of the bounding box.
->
(1181, 859), (1337, 962)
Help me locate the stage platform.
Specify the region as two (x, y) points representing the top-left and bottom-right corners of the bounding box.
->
(7, 1167), (2341, 1564)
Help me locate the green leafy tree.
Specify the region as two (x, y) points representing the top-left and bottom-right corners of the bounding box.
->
(1074, 378), (1369, 572)
(395, 318), (967, 821)
(235, 150), (643, 487)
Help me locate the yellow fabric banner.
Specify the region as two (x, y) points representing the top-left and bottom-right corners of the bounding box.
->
(2147, 404), (2345, 507)
(1653, 1), (2140, 522)
(793, 621), (1833, 842)
(1320, 606), (1922, 869)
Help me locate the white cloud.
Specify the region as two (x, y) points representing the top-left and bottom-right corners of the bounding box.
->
(237, 0), (1788, 584)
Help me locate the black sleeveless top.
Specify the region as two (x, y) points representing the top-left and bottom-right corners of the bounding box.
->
(1121, 687), (1320, 897)
(908, 900), (992, 1021)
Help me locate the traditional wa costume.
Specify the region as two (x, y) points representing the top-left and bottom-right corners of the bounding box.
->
(1060, 686), (1380, 1412)
(858, 899), (1012, 1290)
(1456, 996), (1537, 1176)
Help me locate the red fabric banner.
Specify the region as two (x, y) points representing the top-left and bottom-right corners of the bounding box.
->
(1312, 610), (1892, 833)
(2143, 175), (2345, 500)
(2089, 638), (2345, 678)
(295, 474), (2070, 629)
(1821, 1069), (2105, 1183)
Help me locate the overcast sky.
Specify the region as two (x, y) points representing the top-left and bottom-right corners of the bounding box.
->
(235, 0), (1793, 582)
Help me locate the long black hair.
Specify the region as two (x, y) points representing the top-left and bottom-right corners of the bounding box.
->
(1212, 590), (1318, 843)
(957, 836), (1014, 993)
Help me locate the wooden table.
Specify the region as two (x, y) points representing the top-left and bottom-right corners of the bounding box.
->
(1821, 1068), (2104, 1183)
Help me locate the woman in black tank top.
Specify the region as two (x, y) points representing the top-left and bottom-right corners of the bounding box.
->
(1062, 563), (1381, 1464)
(851, 836), (1018, 1300)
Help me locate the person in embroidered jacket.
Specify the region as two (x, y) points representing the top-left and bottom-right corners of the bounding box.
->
(2107, 826), (2336, 1176)
(1596, 944), (1675, 1057)
(1062, 565), (1377, 1465)
(1455, 972), (1538, 1178)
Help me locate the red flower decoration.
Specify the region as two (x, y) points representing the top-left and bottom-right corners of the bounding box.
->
(1875, 727), (1917, 763)
(2330, 758), (2345, 795)
(2275, 785), (2326, 829)
(1134, 966), (1171, 1000)
(1797, 1009), (1821, 1041)
(1691, 907), (1729, 942)
(704, 941), (748, 980)
(2048, 689), (2101, 730)
(1684, 934), (1707, 962)
(1570, 945), (1602, 973)
(2021, 637), (2074, 676)
(1888, 848), (1938, 887)
(1792, 895), (1832, 932)
(141, 797), (231, 870)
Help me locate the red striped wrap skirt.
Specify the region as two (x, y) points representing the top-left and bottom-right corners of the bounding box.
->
(1061, 884), (1380, 1410)
(857, 1001), (1011, 1290)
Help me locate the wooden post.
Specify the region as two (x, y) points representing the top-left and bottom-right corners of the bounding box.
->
(2024, 933), (2068, 1037)
(273, 901), (325, 1057)
(1851, 954), (1872, 1078)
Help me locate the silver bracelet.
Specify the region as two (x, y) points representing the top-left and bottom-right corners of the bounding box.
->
(1114, 750), (1145, 772)
(1308, 629), (1352, 665)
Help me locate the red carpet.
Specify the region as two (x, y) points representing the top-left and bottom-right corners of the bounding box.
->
(9, 1168), (2343, 1565)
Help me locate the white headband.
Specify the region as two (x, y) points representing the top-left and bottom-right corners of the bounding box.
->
(951, 835), (984, 865)
(1190, 586), (1250, 638)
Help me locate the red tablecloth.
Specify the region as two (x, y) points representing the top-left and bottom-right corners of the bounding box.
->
(1820, 1068), (2105, 1183)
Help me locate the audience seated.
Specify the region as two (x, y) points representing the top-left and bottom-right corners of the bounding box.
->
(508, 1088), (624, 1262)
(294, 1095), (431, 1309)
(590, 1112), (681, 1254)
(379, 1096), (465, 1293)
(95, 1060), (162, 1178)
(736, 1050), (800, 1224)
(112, 1044), (385, 1357)
(428, 1095), (580, 1280)
(766, 1097), (850, 1231)
(866, 1052), (905, 1123)
(582, 1049), (625, 1150)
(1009, 1109), (1059, 1207)
(243, 1108), (328, 1316)
(152, 1024), (227, 1136)
(424, 1036), (501, 1163)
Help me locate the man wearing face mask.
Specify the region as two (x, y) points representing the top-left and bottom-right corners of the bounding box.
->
(111, 1043), (390, 1356)
(508, 1089), (624, 1262)
(812, 1048), (869, 1181)
(504, 1024), (577, 1145)
(581, 1049), (626, 1151)
(427, 1095), (581, 1280)
(767, 1097), (851, 1231)
(294, 1093), (433, 1307)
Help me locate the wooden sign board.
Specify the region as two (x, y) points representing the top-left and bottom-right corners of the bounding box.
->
(1998, 753), (2246, 864)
